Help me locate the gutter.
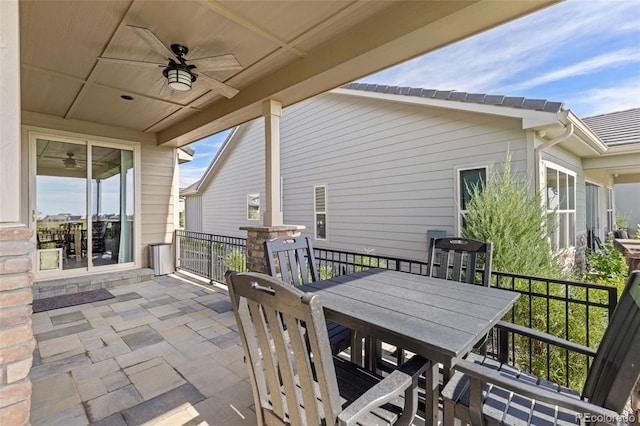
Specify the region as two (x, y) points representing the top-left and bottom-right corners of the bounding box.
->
(534, 123), (574, 191)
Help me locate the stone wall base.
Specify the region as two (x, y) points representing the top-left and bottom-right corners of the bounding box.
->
(240, 225), (305, 273)
(0, 226), (35, 426)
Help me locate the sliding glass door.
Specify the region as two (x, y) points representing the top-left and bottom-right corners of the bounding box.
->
(33, 135), (136, 274)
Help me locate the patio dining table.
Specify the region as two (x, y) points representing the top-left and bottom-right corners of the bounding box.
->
(301, 268), (520, 426)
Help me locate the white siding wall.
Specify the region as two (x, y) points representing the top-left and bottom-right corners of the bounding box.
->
(200, 123), (265, 237)
(185, 194), (203, 231)
(279, 93), (528, 260)
(197, 92), (530, 261)
(140, 143), (177, 266)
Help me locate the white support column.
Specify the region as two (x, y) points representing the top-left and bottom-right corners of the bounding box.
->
(263, 99), (283, 226)
(0, 0), (21, 225)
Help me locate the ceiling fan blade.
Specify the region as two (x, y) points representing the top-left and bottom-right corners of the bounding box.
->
(127, 25), (174, 60)
(198, 73), (239, 99)
(189, 54), (242, 72)
(98, 57), (165, 68)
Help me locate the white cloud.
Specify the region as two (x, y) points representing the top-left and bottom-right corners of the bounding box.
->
(565, 80), (640, 117)
(361, 0), (640, 98)
(502, 48), (640, 93)
(179, 165), (209, 188)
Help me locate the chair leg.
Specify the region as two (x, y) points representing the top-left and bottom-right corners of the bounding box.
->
(350, 331), (363, 366)
(443, 397), (457, 426)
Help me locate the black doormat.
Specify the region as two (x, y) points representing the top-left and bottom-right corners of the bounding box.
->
(32, 288), (115, 313)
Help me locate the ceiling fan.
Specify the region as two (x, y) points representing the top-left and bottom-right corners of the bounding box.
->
(98, 25), (242, 98)
(63, 152), (81, 169)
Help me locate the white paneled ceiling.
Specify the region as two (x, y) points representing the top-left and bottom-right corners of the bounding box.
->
(20, 0), (559, 147)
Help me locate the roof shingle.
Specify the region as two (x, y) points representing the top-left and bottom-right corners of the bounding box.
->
(342, 83), (565, 113)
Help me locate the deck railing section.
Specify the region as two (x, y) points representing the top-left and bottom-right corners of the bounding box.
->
(174, 231), (617, 391)
(175, 230), (247, 284)
(490, 272), (616, 390)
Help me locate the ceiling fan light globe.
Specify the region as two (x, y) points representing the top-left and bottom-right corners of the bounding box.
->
(167, 69), (192, 91)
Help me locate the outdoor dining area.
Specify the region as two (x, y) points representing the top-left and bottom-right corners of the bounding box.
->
(29, 233), (640, 425)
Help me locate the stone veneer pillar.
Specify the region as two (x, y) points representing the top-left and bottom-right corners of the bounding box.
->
(240, 225), (305, 273)
(0, 227), (36, 426)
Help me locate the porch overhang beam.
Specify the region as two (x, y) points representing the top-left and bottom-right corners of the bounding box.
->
(156, 0), (559, 148)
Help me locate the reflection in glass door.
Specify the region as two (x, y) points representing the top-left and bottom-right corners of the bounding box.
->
(91, 147), (134, 266)
(36, 139), (88, 271)
(35, 137), (135, 274)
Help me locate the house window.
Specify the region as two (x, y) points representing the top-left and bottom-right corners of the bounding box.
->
(606, 187), (614, 235)
(458, 167), (487, 232)
(314, 185), (327, 240)
(247, 194), (260, 220)
(545, 164), (576, 250)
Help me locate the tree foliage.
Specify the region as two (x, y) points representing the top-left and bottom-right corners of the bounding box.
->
(462, 158), (562, 278)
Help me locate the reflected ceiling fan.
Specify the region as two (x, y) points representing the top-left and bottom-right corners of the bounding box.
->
(98, 25), (242, 98)
(63, 152), (83, 170)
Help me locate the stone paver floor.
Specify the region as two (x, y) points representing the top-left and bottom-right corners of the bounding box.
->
(30, 273), (257, 425)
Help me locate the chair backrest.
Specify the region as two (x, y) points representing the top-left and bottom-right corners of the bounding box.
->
(264, 236), (319, 286)
(427, 237), (492, 286)
(225, 271), (342, 426)
(582, 270), (640, 412)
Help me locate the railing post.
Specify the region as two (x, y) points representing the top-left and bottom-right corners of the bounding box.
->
(497, 327), (509, 364)
(175, 230), (181, 270)
(209, 233), (214, 285)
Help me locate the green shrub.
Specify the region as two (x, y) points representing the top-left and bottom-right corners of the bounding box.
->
(223, 248), (247, 272)
(319, 265), (334, 280)
(461, 156), (600, 389)
(463, 158), (562, 278)
(584, 238), (627, 295)
(354, 248), (387, 272)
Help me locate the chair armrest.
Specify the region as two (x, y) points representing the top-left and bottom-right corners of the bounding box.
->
(451, 359), (622, 422)
(338, 356), (430, 426)
(496, 320), (597, 357)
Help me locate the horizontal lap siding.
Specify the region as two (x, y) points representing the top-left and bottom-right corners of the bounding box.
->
(201, 122), (265, 237)
(280, 93), (528, 260)
(140, 143), (176, 266)
(196, 92), (529, 261)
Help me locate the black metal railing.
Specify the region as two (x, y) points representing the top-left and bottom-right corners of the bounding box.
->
(174, 231), (617, 391)
(175, 230), (247, 283)
(313, 247), (431, 278)
(490, 272), (616, 390)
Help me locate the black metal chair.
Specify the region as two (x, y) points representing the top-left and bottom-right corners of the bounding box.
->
(225, 271), (429, 426)
(442, 270), (640, 426)
(264, 236), (353, 356)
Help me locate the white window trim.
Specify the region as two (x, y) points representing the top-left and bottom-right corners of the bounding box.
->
(606, 187), (614, 235)
(246, 193), (260, 221)
(314, 184), (327, 241)
(455, 165), (488, 236)
(543, 161), (577, 250)
(27, 129), (141, 279)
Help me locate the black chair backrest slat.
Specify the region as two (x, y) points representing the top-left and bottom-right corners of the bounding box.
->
(582, 271), (640, 413)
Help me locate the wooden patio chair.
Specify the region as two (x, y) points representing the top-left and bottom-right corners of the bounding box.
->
(442, 270), (640, 426)
(264, 236), (353, 356)
(225, 271), (429, 426)
(427, 237), (493, 286)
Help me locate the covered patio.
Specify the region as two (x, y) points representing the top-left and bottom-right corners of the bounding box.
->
(30, 273), (254, 425)
(2, 0), (562, 423)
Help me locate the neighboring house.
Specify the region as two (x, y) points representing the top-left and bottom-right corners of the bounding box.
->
(583, 108), (640, 235)
(182, 84), (640, 265)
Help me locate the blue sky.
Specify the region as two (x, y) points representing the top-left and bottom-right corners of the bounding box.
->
(180, 0), (640, 188)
